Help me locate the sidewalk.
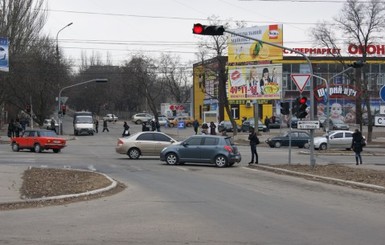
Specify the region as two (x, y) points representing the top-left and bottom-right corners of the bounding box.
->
(0, 165), (27, 203)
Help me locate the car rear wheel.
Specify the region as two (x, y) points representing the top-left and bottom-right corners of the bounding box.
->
(34, 144), (42, 153)
(128, 148), (140, 159)
(214, 155), (228, 168)
(319, 143), (327, 150)
(274, 141), (282, 148)
(135, 120), (142, 125)
(53, 149), (61, 153)
(11, 143), (19, 152)
(165, 153), (178, 165)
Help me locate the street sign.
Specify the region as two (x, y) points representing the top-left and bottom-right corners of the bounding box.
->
(297, 120), (320, 129)
(291, 74), (311, 92)
(380, 85), (385, 102)
(56, 96), (68, 104)
(374, 116), (385, 127)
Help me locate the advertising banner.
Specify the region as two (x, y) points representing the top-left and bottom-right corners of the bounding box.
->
(0, 37), (9, 72)
(227, 25), (283, 63)
(227, 64), (282, 100)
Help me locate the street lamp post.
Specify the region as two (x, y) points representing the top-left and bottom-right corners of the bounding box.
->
(56, 22), (73, 58)
(58, 79), (108, 135)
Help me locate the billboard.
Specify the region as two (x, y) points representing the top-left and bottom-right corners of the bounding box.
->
(0, 37), (9, 72)
(227, 24), (283, 63)
(227, 64), (282, 100)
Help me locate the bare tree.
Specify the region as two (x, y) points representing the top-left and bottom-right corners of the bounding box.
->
(311, 0), (385, 142)
(158, 54), (191, 103)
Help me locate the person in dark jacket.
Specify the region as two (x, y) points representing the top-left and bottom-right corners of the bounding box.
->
(192, 119), (199, 135)
(7, 119), (15, 138)
(122, 121), (130, 136)
(209, 121), (216, 135)
(248, 127), (259, 165)
(351, 129), (364, 165)
(102, 120), (109, 132)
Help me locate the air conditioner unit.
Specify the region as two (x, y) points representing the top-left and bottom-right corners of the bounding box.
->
(245, 100), (252, 107)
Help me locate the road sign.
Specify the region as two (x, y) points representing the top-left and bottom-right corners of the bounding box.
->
(297, 120), (320, 129)
(374, 116), (385, 127)
(291, 74), (311, 92)
(380, 85), (385, 102)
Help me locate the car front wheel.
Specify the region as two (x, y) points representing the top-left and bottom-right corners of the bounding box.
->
(34, 144), (42, 153)
(319, 143), (327, 150)
(165, 153), (178, 165)
(214, 155), (228, 168)
(12, 142), (19, 152)
(128, 148), (140, 159)
(274, 141), (282, 148)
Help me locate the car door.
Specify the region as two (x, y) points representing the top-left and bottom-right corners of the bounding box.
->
(342, 131), (353, 148)
(200, 137), (219, 162)
(178, 137), (202, 161)
(329, 132), (344, 147)
(136, 133), (155, 155)
(153, 133), (174, 153)
(287, 132), (299, 146)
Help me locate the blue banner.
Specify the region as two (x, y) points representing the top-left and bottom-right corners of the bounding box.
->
(0, 37), (9, 72)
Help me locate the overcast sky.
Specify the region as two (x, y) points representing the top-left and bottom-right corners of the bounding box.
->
(42, 0), (346, 70)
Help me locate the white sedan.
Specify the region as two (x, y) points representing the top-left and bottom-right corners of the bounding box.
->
(103, 114), (118, 122)
(313, 130), (365, 150)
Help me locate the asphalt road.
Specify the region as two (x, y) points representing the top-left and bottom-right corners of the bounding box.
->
(1, 118), (385, 244)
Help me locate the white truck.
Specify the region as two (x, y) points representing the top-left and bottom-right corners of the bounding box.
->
(73, 111), (94, 136)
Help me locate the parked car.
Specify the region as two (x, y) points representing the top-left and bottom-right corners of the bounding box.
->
(313, 130), (366, 150)
(218, 120), (241, 132)
(268, 117), (282, 129)
(328, 119), (349, 130)
(287, 116), (299, 128)
(131, 113), (153, 124)
(103, 114), (118, 122)
(265, 130), (310, 148)
(169, 116), (194, 128)
(241, 118), (267, 132)
(154, 116), (170, 127)
(115, 131), (177, 159)
(11, 129), (66, 153)
(160, 135), (242, 168)
(43, 118), (58, 130)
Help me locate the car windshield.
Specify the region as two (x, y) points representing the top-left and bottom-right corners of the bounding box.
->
(39, 131), (58, 137)
(331, 119), (344, 124)
(76, 116), (93, 123)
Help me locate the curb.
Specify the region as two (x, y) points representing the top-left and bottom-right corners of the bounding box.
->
(250, 164), (385, 192)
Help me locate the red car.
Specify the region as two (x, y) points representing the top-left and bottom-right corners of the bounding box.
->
(11, 129), (66, 153)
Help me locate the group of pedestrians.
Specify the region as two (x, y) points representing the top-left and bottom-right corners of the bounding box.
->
(7, 119), (23, 138)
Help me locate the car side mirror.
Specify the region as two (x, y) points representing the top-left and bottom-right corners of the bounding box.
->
(182, 142), (188, 147)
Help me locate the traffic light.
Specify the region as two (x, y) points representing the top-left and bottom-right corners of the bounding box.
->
(348, 60), (365, 68)
(296, 96), (308, 119)
(280, 102), (290, 115)
(192, 23), (225, 36)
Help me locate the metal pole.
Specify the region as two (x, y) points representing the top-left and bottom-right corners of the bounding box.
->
(56, 22), (73, 57)
(225, 30), (316, 166)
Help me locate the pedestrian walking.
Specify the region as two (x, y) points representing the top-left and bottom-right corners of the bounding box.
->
(248, 127), (260, 165)
(155, 120), (161, 132)
(351, 129), (364, 165)
(7, 119), (15, 138)
(264, 116), (270, 132)
(102, 120), (109, 132)
(142, 121), (149, 131)
(150, 120), (156, 131)
(201, 123), (209, 134)
(94, 119), (99, 133)
(209, 121), (216, 135)
(122, 121), (130, 136)
(192, 119), (199, 135)
(50, 118), (56, 133)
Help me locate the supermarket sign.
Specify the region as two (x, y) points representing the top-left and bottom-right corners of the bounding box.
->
(284, 44), (385, 57)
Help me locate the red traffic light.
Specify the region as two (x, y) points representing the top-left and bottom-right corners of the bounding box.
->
(298, 97), (307, 104)
(193, 24), (204, 34)
(192, 23), (224, 36)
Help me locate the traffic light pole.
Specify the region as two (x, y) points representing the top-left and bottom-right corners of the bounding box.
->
(224, 30), (316, 167)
